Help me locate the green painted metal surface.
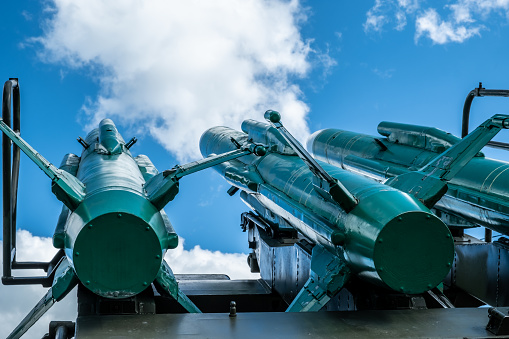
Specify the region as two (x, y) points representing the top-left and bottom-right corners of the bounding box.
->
(1, 116), (263, 304)
(200, 117), (455, 304)
(308, 115), (509, 235)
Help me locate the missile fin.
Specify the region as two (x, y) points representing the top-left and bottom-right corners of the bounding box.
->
(286, 245), (350, 312)
(6, 258), (77, 339)
(0, 118), (85, 210)
(155, 260), (201, 313)
(387, 114), (509, 208)
(6, 288), (55, 339)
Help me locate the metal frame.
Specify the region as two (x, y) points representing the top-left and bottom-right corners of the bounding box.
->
(1, 78), (64, 287)
(462, 82), (509, 149)
(461, 82), (509, 242)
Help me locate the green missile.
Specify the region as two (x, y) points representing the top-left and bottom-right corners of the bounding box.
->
(307, 119), (509, 236)
(1, 116), (264, 339)
(200, 112), (459, 311)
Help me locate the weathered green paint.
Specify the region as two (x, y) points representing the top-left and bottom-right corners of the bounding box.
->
(200, 119), (455, 298)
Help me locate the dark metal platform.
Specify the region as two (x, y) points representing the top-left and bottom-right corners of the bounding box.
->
(76, 307), (506, 338)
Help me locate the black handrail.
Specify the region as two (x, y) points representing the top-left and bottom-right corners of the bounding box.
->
(1, 78), (64, 286)
(2, 78), (19, 280)
(462, 82), (509, 150)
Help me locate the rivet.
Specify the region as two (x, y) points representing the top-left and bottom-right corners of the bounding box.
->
(427, 284), (433, 289)
(143, 282), (148, 286)
(75, 252), (80, 257)
(379, 267), (384, 272)
(446, 234), (451, 238)
(426, 215), (431, 220)
(88, 224), (93, 229)
(378, 238), (383, 243)
(398, 217), (402, 222)
(400, 287), (405, 292)
(446, 262), (451, 267)
(156, 254), (161, 259)
(146, 226), (150, 231)
(117, 213), (122, 218)
(86, 280), (91, 285)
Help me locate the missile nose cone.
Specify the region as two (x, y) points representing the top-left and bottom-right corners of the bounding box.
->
(99, 119), (122, 154)
(306, 129), (324, 156)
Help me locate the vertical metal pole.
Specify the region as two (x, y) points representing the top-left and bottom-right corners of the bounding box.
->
(2, 80), (13, 279)
(10, 79), (19, 254)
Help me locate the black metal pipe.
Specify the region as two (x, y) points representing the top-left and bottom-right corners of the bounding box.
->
(462, 90), (476, 138)
(11, 78), (20, 254)
(2, 276), (51, 286)
(12, 261), (50, 270)
(462, 83), (509, 148)
(2, 79), (15, 279)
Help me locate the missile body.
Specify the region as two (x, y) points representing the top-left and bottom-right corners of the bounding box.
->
(307, 122), (509, 235)
(200, 120), (454, 296)
(56, 119), (177, 298)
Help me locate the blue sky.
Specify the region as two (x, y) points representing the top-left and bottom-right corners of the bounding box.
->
(3, 1), (509, 337)
(2, 0), (509, 255)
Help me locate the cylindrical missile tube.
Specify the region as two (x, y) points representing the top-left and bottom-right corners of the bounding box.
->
(308, 124), (509, 235)
(63, 119), (178, 299)
(201, 121), (454, 294)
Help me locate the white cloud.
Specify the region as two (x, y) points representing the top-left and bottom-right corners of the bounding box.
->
(364, 0), (420, 33)
(1, 230), (258, 338)
(165, 242), (260, 280)
(415, 8), (481, 44)
(365, 0), (509, 44)
(32, 0), (316, 161)
(364, 0), (387, 32)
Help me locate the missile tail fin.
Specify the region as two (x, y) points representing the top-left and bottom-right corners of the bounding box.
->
(6, 258), (77, 339)
(155, 260), (201, 313)
(387, 114), (509, 207)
